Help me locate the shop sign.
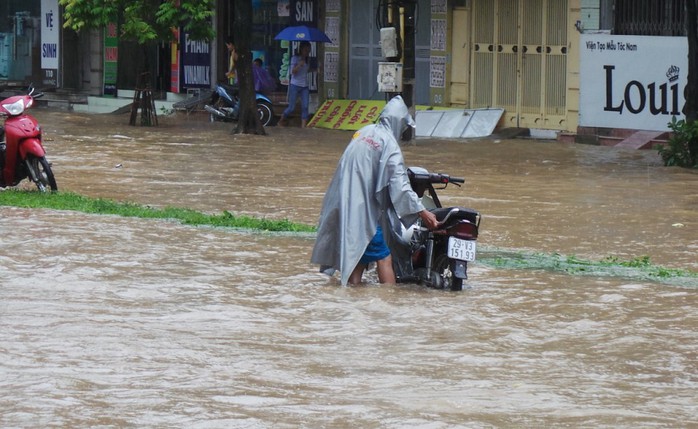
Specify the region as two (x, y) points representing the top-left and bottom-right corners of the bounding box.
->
(103, 23), (118, 97)
(280, 0), (319, 92)
(308, 99), (385, 130)
(179, 31), (211, 90)
(580, 34), (687, 131)
(41, 0), (59, 86)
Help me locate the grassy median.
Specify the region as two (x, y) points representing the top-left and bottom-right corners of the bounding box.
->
(0, 189), (316, 233)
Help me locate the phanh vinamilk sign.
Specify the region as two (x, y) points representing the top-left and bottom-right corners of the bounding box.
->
(580, 34), (687, 131)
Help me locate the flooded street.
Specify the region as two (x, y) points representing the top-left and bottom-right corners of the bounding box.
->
(1, 109), (696, 428)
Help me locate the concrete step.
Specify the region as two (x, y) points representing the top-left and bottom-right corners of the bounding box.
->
(72, 90), (188, 114)
(614, 130), (665, 149)
(559, 131), (669, 149)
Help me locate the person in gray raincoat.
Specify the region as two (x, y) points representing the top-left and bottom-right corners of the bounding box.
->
(310, 95), (438, 285)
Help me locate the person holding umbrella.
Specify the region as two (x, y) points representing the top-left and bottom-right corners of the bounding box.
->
(278, 41), (314, 128)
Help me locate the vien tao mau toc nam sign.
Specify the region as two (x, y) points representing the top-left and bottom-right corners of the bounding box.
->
(579, 34), (687, 131)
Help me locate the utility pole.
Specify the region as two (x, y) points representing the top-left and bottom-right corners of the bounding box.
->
(383, 0), (417, 140)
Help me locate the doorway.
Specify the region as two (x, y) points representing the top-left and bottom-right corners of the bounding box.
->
(468, 0), (569, 129)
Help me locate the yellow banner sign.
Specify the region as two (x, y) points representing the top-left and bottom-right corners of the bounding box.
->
(308, 100), (386, 130)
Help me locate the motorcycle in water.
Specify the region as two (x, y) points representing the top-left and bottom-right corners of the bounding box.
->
(204, 83), (275, 126)
(392, 167), (480, 291)
(0, 85), (57, 192)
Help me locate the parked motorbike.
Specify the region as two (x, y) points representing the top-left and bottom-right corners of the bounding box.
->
(204, 83), (275, 126)
(0, 85), (57, 192)
(392, 167), (480, 291)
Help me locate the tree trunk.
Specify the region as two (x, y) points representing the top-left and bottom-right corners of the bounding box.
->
(684, 1), (698, 121)
(684, 1), (698, 165)
(232, 0), (265, 135)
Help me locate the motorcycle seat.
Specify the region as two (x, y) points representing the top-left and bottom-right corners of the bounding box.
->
(219, 83), (240, 95)
(430, 207), (479, 224)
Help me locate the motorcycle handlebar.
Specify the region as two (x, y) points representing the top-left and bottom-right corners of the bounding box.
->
(429, 173), (465, 184)
(408, 168), (465, 186)
(27, 84), (44, 99)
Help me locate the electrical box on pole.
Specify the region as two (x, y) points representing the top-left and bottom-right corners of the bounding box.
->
(377, 62), (403, 92)
(380, 27), (398, 59)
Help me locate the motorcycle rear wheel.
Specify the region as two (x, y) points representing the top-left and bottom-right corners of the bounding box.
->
(433, 254), (464, 291)
(257, 100), (274, 126)
(27, 155), (57, 192)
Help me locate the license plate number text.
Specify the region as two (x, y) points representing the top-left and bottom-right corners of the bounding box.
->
(447, 237), (477, 261)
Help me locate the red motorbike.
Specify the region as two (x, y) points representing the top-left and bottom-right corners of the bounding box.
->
(0, 85), (57, 192)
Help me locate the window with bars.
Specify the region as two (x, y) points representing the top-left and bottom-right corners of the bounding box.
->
(613, 0), (686, 36)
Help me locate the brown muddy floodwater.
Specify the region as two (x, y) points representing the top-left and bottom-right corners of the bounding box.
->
(1, 109), (696, 428)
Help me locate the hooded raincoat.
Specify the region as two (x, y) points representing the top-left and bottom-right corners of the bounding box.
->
(310, 96), (425, 285)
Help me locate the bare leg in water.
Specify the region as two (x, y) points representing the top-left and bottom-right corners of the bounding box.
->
(348, 255), (395, 284)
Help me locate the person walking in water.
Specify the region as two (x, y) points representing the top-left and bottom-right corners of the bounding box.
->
(278, 41), (313, 128)
(310, 96), (439, 285)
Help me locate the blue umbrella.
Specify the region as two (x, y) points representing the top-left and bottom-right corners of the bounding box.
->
(274, 25), (332, 43)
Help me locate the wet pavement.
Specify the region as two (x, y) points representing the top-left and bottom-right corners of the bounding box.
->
(0, 108), (696, 428)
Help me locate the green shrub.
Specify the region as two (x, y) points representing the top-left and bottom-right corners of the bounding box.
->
(658, 117), (698, 168)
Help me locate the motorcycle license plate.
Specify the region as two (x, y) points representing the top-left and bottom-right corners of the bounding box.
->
(447, 237), (477, 262)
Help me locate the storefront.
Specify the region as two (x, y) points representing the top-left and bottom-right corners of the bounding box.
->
(0, 0), (42, 85)
(213, 0), (323, 103)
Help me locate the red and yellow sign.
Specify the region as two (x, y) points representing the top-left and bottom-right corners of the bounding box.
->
(308, 100), (386, 130)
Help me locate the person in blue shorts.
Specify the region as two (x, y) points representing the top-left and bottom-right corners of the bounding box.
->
(310, 96), (439, 285)
(353, 225), (393, 283)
